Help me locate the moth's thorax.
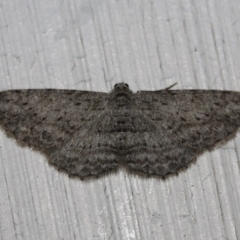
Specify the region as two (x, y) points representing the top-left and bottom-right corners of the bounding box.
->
(114, 94), (130, 106)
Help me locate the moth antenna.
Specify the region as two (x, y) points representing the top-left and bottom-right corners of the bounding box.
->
(164, 83), (177, 90)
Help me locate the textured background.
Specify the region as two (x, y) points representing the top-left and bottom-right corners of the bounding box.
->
(0, 0), (240, 239)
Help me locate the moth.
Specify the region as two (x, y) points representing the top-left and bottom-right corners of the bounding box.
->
(0, 83), (240, 179)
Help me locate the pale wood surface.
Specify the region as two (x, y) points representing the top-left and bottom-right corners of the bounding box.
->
(0, 0), (240, 239)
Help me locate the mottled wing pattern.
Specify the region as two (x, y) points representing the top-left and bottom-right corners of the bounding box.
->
(0, 89), (117, 177)
(48, 112), (120, 178)
(2, 85), (240, 179)
(129, 90), (240, 176)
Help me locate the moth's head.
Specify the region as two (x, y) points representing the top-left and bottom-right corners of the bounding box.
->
(113, 82), (129, 90)
(109, 82), (133, 106)
(111, 83), (133, 95)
